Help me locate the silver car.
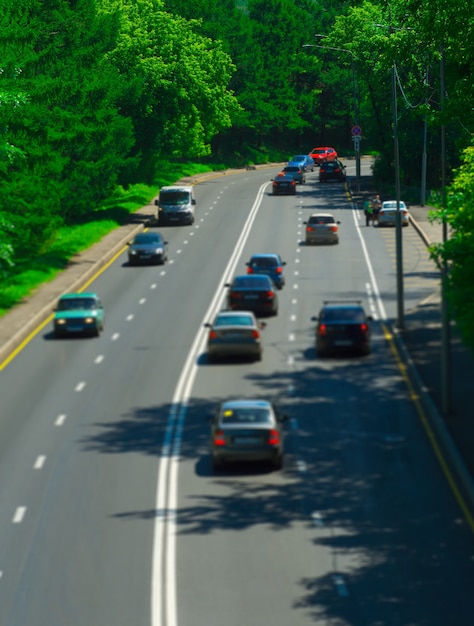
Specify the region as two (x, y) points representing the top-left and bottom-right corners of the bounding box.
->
(204, 311), (265, 362)
(304, 213), (341, 245)
(209, 399), (287, 470)
(378, 200), (409, 227)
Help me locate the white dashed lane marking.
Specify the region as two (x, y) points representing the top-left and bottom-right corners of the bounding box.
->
(34, 456), (46, 470)
(75, 382), (86, 392)
(95, 355), (104, 364)
(12, 507), (26, 524)
(55, 414), (66, 426)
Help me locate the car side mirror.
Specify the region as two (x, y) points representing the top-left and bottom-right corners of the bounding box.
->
(154, 199), (159, 205)
(204, 323), (211, 328)
(224, 283), (230, 287)
(303, 221), (308, 225)
(282, 261), (287, 266)
(278, 414), (289, 422)
(258, 322), (267, 330)
(192, 199), (196, 205)
(311, 316), (318, 321)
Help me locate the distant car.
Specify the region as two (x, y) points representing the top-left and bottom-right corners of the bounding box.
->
(289, 155), (315, 172)
(53, 292), (105, 338)
(204, 311), (265, 362)
(319, 159), (346, 182)
(281, 165), (306, 184)
(225, 274), (278, 316)
(304, 213), (340, 245)
(309, 146), (338, 165)
(378, 200), (409, 227)
(127, 231), (168, 265)
(246, 253), (286, 289)
(271, 173), (296, 195)
(209, 399), (288, 470)
(312, 301), (372, 356)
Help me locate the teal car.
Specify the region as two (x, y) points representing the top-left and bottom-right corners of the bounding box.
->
(53, 292), (105, 338)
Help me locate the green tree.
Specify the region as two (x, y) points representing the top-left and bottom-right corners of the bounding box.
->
(432, 144), (474, 352)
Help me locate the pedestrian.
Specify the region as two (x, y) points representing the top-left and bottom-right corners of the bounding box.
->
(363, 199), (373, 226)
(372, 194), (382, 226)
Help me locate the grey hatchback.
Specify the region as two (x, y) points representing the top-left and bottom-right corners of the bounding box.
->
(127, 232), (168, 265)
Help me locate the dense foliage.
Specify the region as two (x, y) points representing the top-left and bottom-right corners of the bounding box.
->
(0, 0), (473, 348)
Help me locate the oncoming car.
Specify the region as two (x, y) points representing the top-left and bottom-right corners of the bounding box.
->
(209, 399), (288, 470)
(312, 301), (372, 356)
(304, 213), (341, 245)
(127, 232), (168, 265)
(204, 311), (266, 362)
(378, 200), (410, 227)
(53, 292), (105, 338)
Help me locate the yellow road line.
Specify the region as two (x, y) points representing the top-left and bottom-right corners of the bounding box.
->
(381, 320), (474, 533)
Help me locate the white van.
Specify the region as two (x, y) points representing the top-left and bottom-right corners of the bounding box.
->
(155, 185), (196, 225)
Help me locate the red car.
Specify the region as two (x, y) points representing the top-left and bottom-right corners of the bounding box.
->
(309, 146), (338, 165)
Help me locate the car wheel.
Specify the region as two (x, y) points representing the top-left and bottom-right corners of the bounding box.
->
(272, 456), (283, 470)
(212, 457), (225, 471)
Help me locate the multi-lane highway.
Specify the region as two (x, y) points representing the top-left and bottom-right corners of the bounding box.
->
(1, 163), (473, 626)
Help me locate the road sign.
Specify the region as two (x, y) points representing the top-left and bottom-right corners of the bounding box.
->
(351, 125), (362, 136)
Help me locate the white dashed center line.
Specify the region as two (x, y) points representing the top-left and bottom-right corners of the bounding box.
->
(139, 298), (146, 304)
(75, 382), (86, 392)
(12, 507), (26, 524)
(111, 333), (120, 341)
(55, 414), (66, 426)
(34, 456), (46, 469)
(126, 314), (134, 321)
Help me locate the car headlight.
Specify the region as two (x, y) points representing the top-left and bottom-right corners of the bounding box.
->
(129, 249), (137, 255)
(56, 318), (66, 325)
(84, 317), (95, 324)
(154, 248), (163, 254)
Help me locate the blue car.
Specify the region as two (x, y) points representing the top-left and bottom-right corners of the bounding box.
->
(289, 155), (315, 172)
(245, 253), (286, 289)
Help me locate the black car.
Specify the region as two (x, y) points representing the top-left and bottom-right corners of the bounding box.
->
(225, 275), (278, 316)
(312, 301), (372, 356)
(127, 232), (168, 265)
(271, 174), (297, 195)
(319, 159), (346, 182)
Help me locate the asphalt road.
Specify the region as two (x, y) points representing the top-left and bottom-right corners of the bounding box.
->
(1, 163), (474, 626)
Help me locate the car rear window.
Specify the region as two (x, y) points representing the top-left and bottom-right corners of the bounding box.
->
(233, 276), (271, 288)
(214, 315), (253, 327)
(321, 308), (365, 322)
(220, 408), (272, 424)
(250, 257), (278, 267)
(309, 216), (335, 224)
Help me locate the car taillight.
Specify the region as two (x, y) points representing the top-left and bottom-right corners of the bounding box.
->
(230, 291), (242, 299)
(328, 225), (338, 232)
(306, 226), (313, 232)
(272, 182), (277, 187)
(247, 267), (253, 274)
(262, 290), (275, 298)
(209, 330), (217, 339)
(291, 180), (296, 186)
(214, 430), (226, 446)
(276, 267), (282, 274)
(268, 429), (280, 446)
(360, 323), (368, 333)
(251, 329), (260, 339)
(318, 323), (327, 336)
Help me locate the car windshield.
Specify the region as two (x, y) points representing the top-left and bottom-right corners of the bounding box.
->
(133, 234), (160, 244)
(214, 315), (254, 327)
(321, 308), (365, 322)
(160, 191), (190, 205)
(220, 407), (272, 425)
(383, 201), (406, 210)
(309, 216), (335, 224)
(58, 298), (96, 311)
(233, 276), (270, 288)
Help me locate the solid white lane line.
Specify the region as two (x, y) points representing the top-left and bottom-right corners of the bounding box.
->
(55, 414), (66, 426)
(34, 456), (46, 469)
(151, 180), (270, 626)
(12, 507), (26, 523)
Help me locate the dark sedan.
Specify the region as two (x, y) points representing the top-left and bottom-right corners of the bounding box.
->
(225, 275), (278, 316)
(319, 159), (346, 182)
(127, 232), (168, 265)
(271, 174), (296, 195)
(312, 301), (372, 356)
(209, 399), (287, 470)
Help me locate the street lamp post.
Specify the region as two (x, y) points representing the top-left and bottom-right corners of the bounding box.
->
(302, 41), (361, 191)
